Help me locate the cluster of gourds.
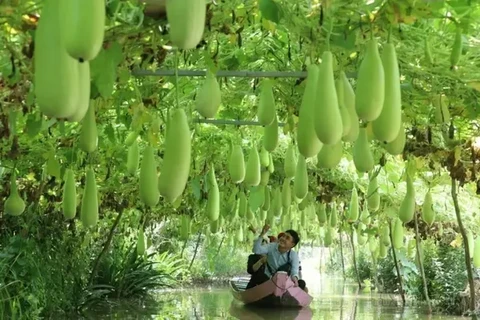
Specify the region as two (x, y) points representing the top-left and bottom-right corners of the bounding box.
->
(3, 1), (465, 256)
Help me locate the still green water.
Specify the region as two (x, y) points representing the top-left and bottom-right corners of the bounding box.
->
(84, 276), (466, 320)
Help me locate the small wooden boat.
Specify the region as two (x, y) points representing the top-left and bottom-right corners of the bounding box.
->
(229, 271), (313, 308)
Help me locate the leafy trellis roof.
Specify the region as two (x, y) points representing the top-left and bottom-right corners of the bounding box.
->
(1, 0), (480, 237)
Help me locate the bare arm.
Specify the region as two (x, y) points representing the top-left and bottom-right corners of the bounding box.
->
(252, 255), (267, 272)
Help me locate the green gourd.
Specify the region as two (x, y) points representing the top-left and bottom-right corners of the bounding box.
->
(293, 154), (308, 200)
(372, 43), (402, 143)
(433, 95), (450, 124)
(367, 176), (380, 212)
(67, 63), (91, 122)
(62, 169), (77, 219)
(329, 203), (338, 227)
(336, 77), (351, 137)
(244, 143), (261, 187)
(80, 167), (99, 227)
(206, 165), (220, 221)
(399, 173), (415, 223)
(281, 178), (292, 209)
(348, 187), (359, 222)
(268, 153), (275, 173)
(139, 146), (160, 207)
(60, 0), (105, 62)
(262, 186), (271, 211)
(392, 219), (404, 249)
(317, 203), (327, 225)
(195, 71), (221, 118)
(421, 190), (435, 226)
(297, 64), (323, 158)
(34, 0), (79, 119)
(158, 109), (192, 203)
(314, 51), (343, 145)
(4, 173), (26, 216)
(316, 140), (343, 169)
(450, 27), (463, 68)
(79, 102), (98, 153)
(238, 191), (247, 218)
(257, 80), (276, 126)
(355, 39), (385, 121)
(383, 121), (406, 155)
(284, 144), (296, 178)
(137, 228), (146, 255)
(228, 145), (246, 183)
(341, 71), (359, 142)
(263, 115), (279, 152)
(127, 140), (140, 175)
(166, 0), (206, 49)
(352, 128), (374, 173)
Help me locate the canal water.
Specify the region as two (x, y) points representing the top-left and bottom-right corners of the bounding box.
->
(84, 275), (465, 319)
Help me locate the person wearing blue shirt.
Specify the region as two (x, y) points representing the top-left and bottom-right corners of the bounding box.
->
(246, 224), (301, 288)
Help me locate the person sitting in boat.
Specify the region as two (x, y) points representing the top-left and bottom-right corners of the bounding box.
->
(246, 226), (274, 289)
(275, 231), (307, 291)
(246, 224), (301, 289)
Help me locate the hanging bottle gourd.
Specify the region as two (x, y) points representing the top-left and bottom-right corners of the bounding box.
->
(257, 80), (276, 126)
(284, 144), (296, 179)
(139, 146), (160, 208)
(294, 154), (308, 200)
(195, 70), (221, 118)
(62, 169), (77, 219)
(313, 51), (343, 145)
(4, 172), (26, 216)
(127, 140), (140, 175)
(137, 227), (146, 256)
(297, 64), (323, 158)
(158, 108), (192, 203)
(341, 71), (359, 142)
(228, 144), (246, 184)
(80, 167), (99, 227)
(421, 189), (435, 226)
(166, 0), (207, 50)
(372, 41), (402, 144)
(79, 102), (98, 153)
(355, 38), (385, 122)
(399, 172), (415, 223)
(60, 0), (105, 62)
(206, 164), (220, 221)
(244, 143), (261, 187)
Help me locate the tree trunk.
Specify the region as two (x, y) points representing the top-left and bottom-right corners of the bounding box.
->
(338, 231), (346, 279)
(414, 210), (432, 314)
(189, 229), (203, 270)
(451, 178), (476, 314)
(348, 229), (362, 290)
(389, 220), (406, 306)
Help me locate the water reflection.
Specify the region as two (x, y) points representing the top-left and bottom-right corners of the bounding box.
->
(229, 302), (313, 320)
(83, 277), (467, 319)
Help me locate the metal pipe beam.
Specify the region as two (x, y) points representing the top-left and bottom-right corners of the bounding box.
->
(132, 69), (356, 79)
(192, 118), (286, 127)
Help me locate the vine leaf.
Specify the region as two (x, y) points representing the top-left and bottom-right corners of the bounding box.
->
(90, 42), (124, 98)
(258, 0), (283, 23)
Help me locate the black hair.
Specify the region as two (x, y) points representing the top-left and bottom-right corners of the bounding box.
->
(285, 229), (300, 246)
(298, 279), (306, 290)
